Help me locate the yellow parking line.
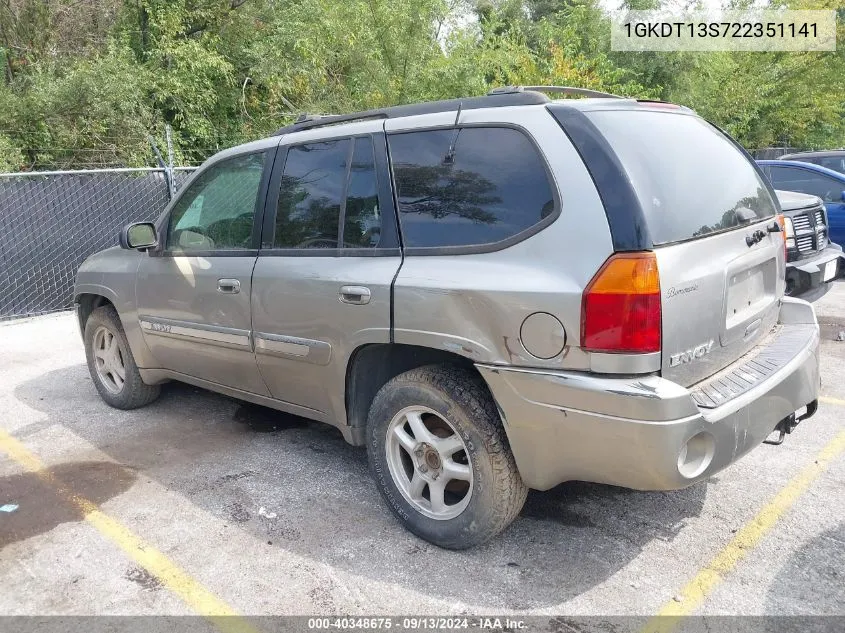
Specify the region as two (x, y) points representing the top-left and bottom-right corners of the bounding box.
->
(642, 429), (845, 633)
(0, 429), (258, 633)
(820, 396), (845, 407)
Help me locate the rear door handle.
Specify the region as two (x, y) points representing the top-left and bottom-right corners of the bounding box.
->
(217, 278), (241, 294)
(339, 285), (371, 305)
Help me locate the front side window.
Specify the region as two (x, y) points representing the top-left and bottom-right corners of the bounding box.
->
(769, 167), (841, 202)
(388, 127), (556, 249)
(167, 153), (265, 252)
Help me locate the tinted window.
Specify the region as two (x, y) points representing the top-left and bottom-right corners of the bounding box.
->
(275, 139), (350, 248)
(388, 127), (555, 248)
(343, 137), (381, 248)
(587, 111), (777, 245)
(769, 167), (842, 202)
(817, 157), (845, 175)
(167, 153), (265, 252)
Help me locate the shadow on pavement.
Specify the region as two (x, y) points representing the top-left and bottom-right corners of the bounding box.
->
(765, 522), (845, 615)
(14, 363), (708, 609)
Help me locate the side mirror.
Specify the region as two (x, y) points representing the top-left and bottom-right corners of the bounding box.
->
(120, 222), (157, 250)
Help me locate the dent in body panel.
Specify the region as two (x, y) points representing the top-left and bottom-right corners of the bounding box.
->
(390, 105), (616, 372)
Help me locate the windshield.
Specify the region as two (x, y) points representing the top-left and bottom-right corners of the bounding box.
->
(587, 110), (778, 245)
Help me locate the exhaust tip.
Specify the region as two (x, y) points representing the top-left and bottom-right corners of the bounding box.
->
(678, 431), (715, 479)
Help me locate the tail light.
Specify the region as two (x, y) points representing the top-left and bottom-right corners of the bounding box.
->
(778, 214), (791, 260)
(581, 252), (661, 353)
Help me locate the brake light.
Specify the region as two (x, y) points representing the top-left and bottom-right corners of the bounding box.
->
(776, 213), (788, 260)
(581, 252), (661, 353)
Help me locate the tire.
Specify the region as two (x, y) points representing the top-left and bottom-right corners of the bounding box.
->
(83, 305), (160, 409)
(366, 364), (527, 549)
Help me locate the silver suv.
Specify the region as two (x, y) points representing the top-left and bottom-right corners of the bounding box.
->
(74, 87), (821, 549)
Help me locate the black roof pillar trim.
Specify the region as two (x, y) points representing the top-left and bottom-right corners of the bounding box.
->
(546, 104), (652, 252)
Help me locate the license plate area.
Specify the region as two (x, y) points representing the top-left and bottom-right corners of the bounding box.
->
(723, 254), (777, 346)
(823, 259), (837, 282)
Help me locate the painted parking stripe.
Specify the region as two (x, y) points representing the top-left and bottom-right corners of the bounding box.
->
(0, 429), (258, 633)
(820, 395), (845, 407)
(643, 427), (845, 633)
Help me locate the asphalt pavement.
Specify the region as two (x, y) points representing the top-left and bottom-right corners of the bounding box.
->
(1, 284), (844, 624)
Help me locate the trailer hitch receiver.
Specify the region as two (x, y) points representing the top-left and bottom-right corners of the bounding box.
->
(764, 400), (817, 446)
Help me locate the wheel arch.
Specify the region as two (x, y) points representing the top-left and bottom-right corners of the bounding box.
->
(74, 292), (117, 335)
(344, 343), (487, 446)
(74, 287), (157, 369)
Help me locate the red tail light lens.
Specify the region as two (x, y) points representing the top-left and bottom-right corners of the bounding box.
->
(581, 252), (661, 353)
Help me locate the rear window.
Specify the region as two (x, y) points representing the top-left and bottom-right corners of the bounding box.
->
(586, 110), (777, 245)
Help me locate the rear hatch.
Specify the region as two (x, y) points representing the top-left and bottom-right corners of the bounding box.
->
(584, 108), (783, 387)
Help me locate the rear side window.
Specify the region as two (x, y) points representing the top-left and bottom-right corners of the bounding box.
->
(769, 166), (842, 203)
(586, 111), (777, 245)
(388, 127), (556, 249)
(818, 157), (845, 174)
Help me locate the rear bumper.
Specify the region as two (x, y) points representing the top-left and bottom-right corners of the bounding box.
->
(477, 297), (820, 491)
(786, 244), (843, 296)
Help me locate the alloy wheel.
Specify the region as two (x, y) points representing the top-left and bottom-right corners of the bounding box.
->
(385, 405), (473, 520)
(93, 325), (126, 394)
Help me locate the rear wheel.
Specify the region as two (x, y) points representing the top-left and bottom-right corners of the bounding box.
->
(84, 305), (160, 409)
(366, 365), (527, 549)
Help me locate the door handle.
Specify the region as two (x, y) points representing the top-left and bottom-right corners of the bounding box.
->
(217, 278), (241, 294)
(339, 285), (371, 305)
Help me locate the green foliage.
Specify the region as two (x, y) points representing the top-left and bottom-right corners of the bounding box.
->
(0, 0), (843, 170)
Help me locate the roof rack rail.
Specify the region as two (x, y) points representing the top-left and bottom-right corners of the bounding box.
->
(488, 85), (625, 99)
(272, 90), (550, 136)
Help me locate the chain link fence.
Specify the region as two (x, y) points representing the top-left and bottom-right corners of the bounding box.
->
(0, 167), (195, 320)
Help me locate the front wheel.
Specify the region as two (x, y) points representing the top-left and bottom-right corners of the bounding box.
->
(84, 305), (160, 409)
(366, 365), (527, 549)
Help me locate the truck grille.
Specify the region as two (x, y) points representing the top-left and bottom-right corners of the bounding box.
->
(796, 235), (814, 252)
(792, 215), (812, 231)
(787, 204), (828, 260)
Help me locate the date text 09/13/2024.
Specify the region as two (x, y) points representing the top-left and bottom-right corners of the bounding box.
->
(307, 617), (527, 630)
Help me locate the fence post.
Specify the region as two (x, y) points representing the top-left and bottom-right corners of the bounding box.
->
(165, 124), (176, 199)
(147, 133), (172, 199)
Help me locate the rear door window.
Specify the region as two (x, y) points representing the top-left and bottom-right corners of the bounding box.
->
(388, 127), (556, 249)
(275, 139), (350, 249)
(586, 111), (777, 245)
(274, 136), (386, 249)
(769, 166), (841, 203)
(343, 137), (382, 248)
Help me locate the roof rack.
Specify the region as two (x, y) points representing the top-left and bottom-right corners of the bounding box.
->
(489, 85), (625, 99)
(272, 90), (550, 136)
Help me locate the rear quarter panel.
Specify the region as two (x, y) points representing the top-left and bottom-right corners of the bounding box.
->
(389, 106), (615, 371)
